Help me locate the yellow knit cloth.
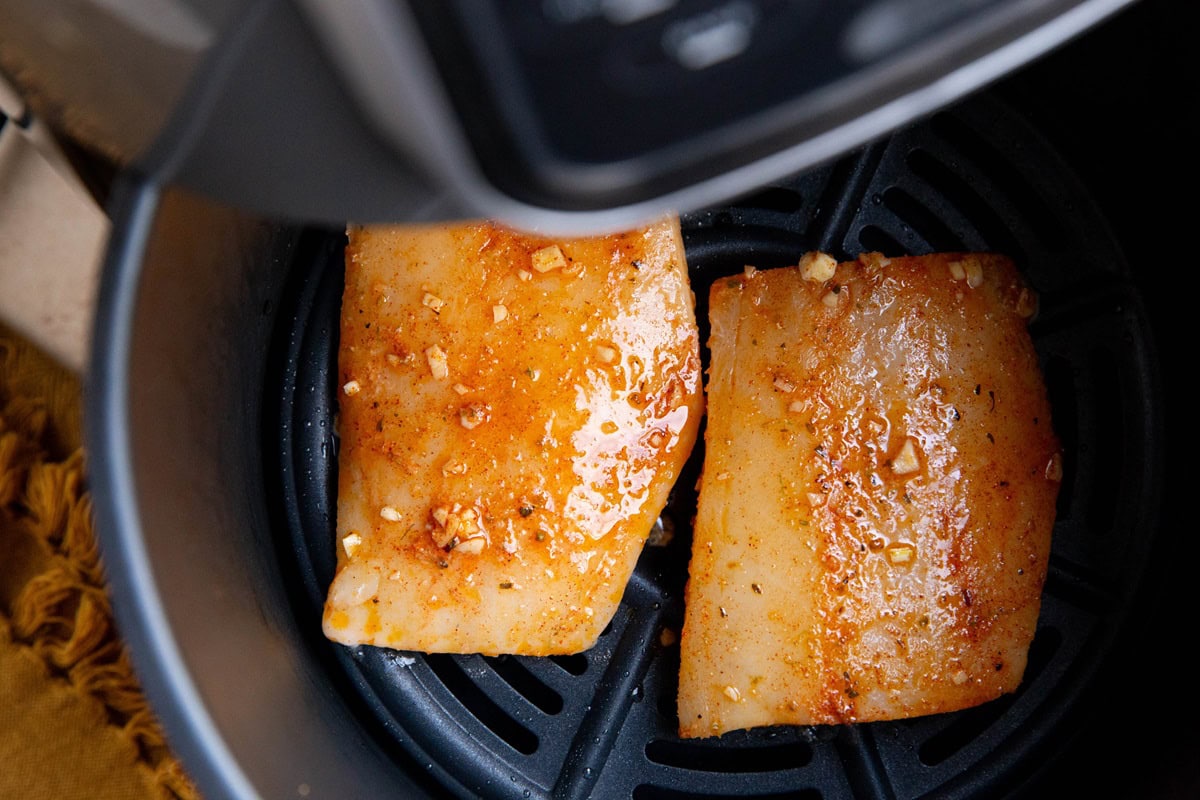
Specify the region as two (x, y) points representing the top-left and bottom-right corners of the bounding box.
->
(0, 325), (200, 800)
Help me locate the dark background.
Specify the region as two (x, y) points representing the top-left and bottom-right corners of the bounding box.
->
(992, 1), (1195, 797)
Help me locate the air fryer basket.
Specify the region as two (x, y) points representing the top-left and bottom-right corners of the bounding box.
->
(266, 90), (1160, 800)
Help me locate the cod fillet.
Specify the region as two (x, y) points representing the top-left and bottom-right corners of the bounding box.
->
(324, 217), (702, 656)
(678, 252), (1062, 736)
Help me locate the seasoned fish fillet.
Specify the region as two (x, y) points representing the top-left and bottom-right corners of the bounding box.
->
(678, 252), (1062, 737)
(324, 217), (702, 656)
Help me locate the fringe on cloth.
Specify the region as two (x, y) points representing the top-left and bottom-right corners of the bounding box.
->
(1, 332), (201, 800)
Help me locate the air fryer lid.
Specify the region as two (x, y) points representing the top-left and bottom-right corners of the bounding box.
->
(294, 0), (1138, 225)
(263, 92), (1159, 799)
(75, 0), (1136, 235)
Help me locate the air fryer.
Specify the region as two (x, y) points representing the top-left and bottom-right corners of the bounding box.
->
(3, 0), (1190, 799)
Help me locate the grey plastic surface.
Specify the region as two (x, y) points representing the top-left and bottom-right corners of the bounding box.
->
(86, 181), (435, 800)
(120, 0), (1139, 236)
(296, 0), (1138, 234)
(136, 0), (469, 228)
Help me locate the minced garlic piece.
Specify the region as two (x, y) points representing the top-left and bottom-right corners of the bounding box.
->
(859, 252), (891, 272)
(1015, 288), (1038, 318)
(425, 345), (449, 380)
(459, 402), (490, 430)
(963, 255), (984, 288)
(1045, 452), (1064, 482)
(385, 353), (401, 366)
(421, 292), (445, 312)
(430, 504), (482, 549)
(773, 375), (795, 393)
(342, 380), (361, 395)
(441, 460), (468, 476)
(341, 532), (363, 557)
(452, 383), (472, 395)
(453, 537), (486, 555)
(799, 251), (837, 282)
(595, 344), (618, 363)
(379, 506), (402, 522)
(531, 245), (568, 273)
(518, 269), (533, 281)
(822, 290), (841, 308)
(952, 669), (969, 686)
(885, 543), (916, 565)
(723, 685), (742, 702)
(492, 304), (508, 323)
(788, 400), (804, 413)
(891, 439), (921, 475)
(743, 265), (757, 277)
(948, 260), (967, 281)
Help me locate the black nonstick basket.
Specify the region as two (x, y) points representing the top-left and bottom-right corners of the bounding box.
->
(266, 88), (1162, 800)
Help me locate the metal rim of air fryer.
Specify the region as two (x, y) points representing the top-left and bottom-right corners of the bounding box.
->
(265, 89), (1162, 800)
